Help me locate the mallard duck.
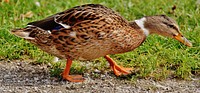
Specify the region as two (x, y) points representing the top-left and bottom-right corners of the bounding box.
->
(11, 4), (192, 82)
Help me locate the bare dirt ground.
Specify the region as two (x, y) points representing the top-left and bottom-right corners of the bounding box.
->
(0, 60), (199, 93)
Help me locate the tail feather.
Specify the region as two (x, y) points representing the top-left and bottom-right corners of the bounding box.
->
(11, 28), (35, 39)
(11, 26), (46, 40)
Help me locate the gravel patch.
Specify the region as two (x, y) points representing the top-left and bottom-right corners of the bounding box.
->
(0, 60), (199, 93)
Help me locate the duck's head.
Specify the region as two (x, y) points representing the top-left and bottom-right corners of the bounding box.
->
(134, 15), (192, 47)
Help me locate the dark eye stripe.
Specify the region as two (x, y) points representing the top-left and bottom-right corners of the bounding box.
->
(163, 22), (179, 31)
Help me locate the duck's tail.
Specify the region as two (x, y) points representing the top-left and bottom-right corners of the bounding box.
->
(11, 25), (50, 40)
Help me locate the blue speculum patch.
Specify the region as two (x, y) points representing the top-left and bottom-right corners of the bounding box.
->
(52, 25), (63, 30)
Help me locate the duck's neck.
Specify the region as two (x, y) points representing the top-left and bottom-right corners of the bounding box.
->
(129, 17), (150, 36)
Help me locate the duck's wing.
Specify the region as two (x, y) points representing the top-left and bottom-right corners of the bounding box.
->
(27, 15), (59, 30)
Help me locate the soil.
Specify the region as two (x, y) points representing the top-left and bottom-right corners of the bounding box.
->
(0, 60), (199, 93)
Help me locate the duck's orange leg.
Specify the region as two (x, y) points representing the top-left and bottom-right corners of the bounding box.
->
(62, 58), (85, 82)
(104, 55), (133, 76)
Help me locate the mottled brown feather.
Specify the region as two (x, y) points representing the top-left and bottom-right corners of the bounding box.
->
(13, 4), (146, 60)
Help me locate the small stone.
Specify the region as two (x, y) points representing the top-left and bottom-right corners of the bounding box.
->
(33, 87), (39, 90)
(84, 73), (90, 78)
(31, 69), (36, 73)
(108, 81), (114, 87)
(4, 75), (10, 78)
(43, 90), (48, 93)
(81, 85), (85, 88)
(46, 85), (51, 88)
(34, 77), (39, 81)
(8, 90), (12, 92)
(17, 62), (22, 66)
(94, 69), (101, 73)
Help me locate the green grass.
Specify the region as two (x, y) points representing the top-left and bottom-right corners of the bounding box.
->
(0, 0), (199, 80)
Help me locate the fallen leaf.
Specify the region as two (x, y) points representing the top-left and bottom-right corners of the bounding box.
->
(4, 0), (9, 3)
(20, 11), (34, 19)
(172, 5), (176, 11)
(168, 5), (176, 14)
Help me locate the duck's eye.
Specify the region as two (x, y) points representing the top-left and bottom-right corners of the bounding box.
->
(168, 24), (174, 28)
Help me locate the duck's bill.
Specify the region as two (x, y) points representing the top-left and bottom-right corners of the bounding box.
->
(174, 33), (192, 47)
